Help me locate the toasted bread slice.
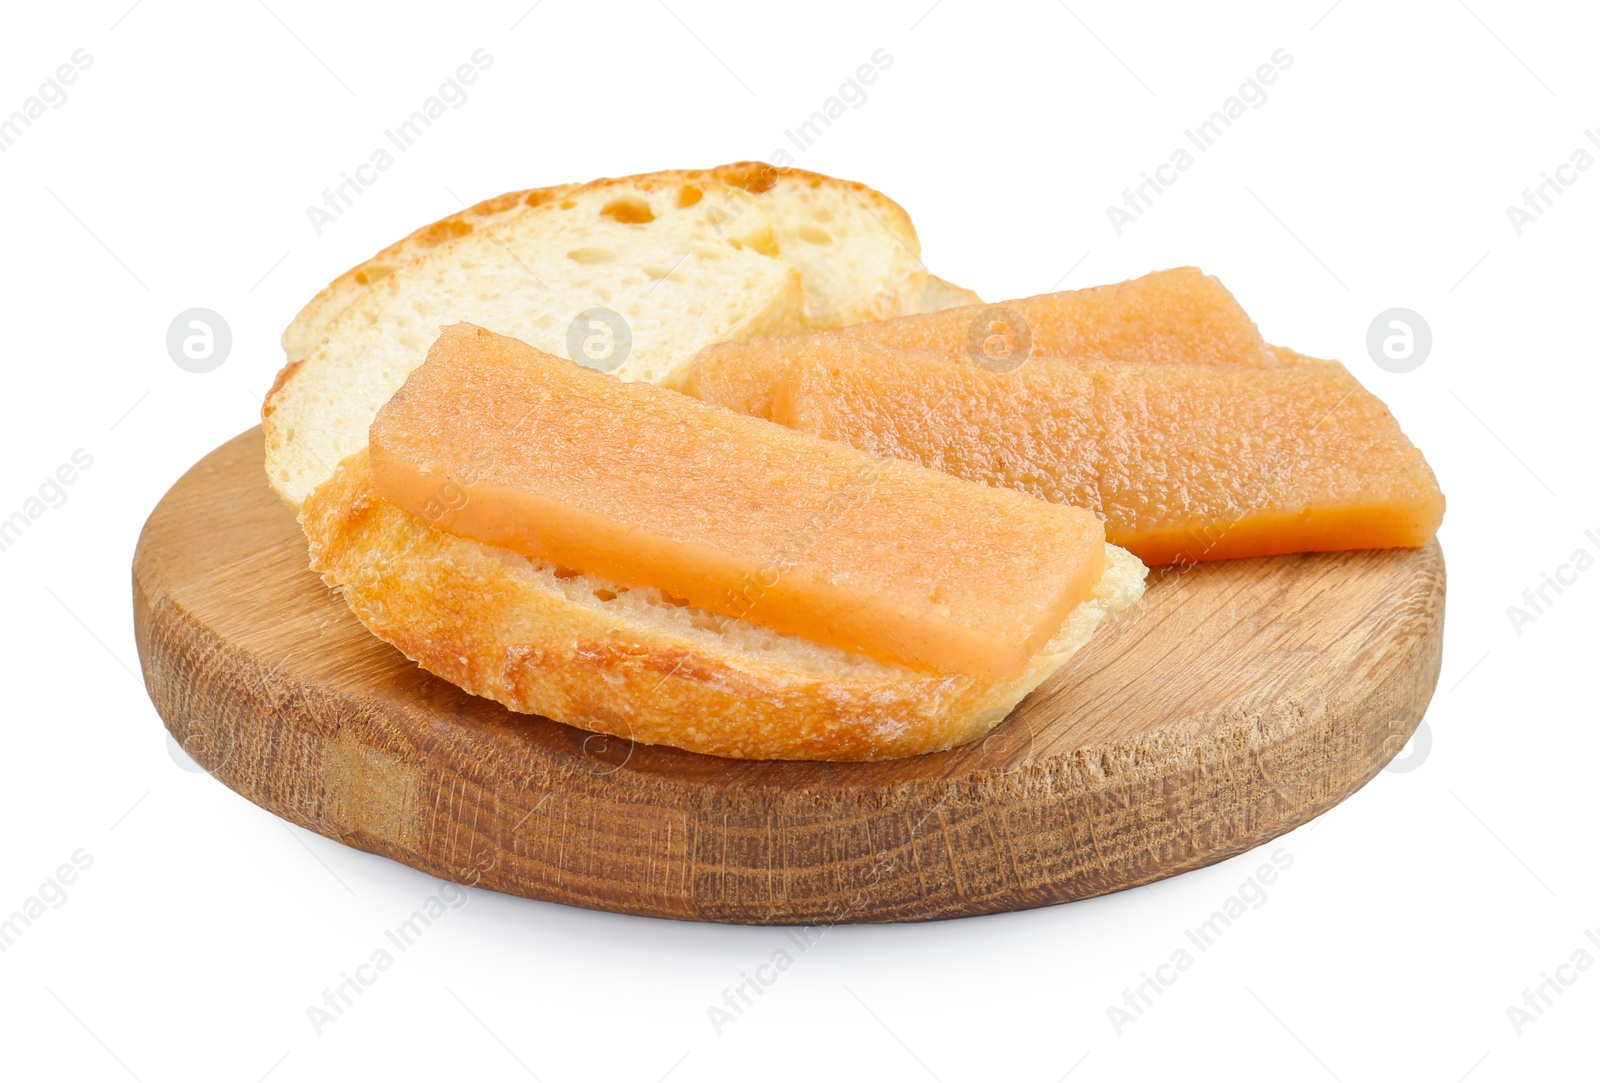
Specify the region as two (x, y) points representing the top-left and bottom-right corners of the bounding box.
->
(279, 163), (971, 365)
(263, 173), (805, 508)
(301, 449), (1146, 760)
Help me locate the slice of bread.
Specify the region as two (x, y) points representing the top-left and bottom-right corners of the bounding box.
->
(263, 173), (805, 508)
(278, 163), (977, 364)
(301, 449), (1146, 761)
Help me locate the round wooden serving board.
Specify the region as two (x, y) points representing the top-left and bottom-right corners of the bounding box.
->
(133, 429), (1445, 924)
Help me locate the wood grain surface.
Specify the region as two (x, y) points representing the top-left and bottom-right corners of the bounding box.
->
(132, 429), (1446, 924)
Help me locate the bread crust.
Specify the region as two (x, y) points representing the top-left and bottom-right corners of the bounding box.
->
(301, 451), (1146, 761)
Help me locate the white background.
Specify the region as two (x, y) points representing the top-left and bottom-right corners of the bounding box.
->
(2, 1), (1596, 1080)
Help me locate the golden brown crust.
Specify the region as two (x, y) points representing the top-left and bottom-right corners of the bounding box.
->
(300, 451), (1144, 761)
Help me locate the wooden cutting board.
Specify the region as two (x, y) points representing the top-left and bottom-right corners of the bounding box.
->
(133, 429), (1444, 924)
